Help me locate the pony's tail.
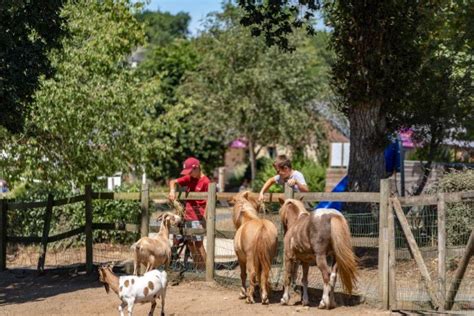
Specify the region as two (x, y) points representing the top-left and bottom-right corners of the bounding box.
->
(254, 223), (276, 291)
(331, 215), (358, 294)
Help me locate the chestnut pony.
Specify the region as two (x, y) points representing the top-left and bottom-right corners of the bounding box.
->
(279, 199), (358, 309)
(231, 191), (278, 304)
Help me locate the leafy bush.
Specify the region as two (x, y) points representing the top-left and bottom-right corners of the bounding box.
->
(426, 169), (474, 246)
(7, 182), (141, 245)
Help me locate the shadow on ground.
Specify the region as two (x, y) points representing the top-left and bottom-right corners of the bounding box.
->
(0, 265), (101, 306)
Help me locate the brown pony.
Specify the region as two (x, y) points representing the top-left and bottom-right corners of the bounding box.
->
(231, 191), (278, 304)
(279, 199), (358, 309)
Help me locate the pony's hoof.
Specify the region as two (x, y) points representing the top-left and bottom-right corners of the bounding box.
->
(262, 297), (269, 305)
(302, 299), (309, 306)
(318, 301), (327, 309)
(239, 293), (246, 299)
(246, 298), (255, 304)
(280, 298), (289, 305)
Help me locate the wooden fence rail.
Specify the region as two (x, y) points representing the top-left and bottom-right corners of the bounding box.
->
(0, 183), (473, 312)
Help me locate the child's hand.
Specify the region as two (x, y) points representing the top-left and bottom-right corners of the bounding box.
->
(287, 179), (296, 187)
(168, 191), (176, 201)
(258, 192), (265, 202)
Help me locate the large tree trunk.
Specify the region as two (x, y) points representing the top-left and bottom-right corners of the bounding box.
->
(346, 103), (387, 212)
(248, 138), (257, 181)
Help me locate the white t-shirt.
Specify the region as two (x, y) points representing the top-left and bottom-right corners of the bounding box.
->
(274, 170), (307, 192)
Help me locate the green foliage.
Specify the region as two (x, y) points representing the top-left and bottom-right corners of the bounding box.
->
(0, 0), (65, 133)
(427, 170), (474, 246)
(181, 4), (330, 179)
(251, 156), (326, 193)
(136, 10), (190, 46)
(2, 0), (161, 187)
(7, 182), (141, 244)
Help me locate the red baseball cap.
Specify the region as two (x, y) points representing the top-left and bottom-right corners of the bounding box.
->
(180, 157), (200, 175)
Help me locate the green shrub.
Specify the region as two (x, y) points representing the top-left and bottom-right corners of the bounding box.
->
(7, 182), (141, 245)
(426, 169), (474, 246)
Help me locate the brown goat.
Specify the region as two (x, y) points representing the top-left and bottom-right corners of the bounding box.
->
(131, 212), (181, 275)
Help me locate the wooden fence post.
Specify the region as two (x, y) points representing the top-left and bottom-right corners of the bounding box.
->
(445, 230), (474, 310)
(206, 183), (217, 282)
(437, 193), (446, 311)
(284, 183), (294, 200)
(37, 194), (54, 273)
(85, 184), (93, 273)
(0, 199), (7, 271)
(140, 182), (149, 238)
(378, 179), (390, 309)
(388, 198), (397, 310)
(392, 197), (440, 309)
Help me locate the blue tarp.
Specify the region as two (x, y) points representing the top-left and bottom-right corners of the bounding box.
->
(315, 175), (348, 211)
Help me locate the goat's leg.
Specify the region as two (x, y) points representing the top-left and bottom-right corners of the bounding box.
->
(160, 289), (166, 316)
(301, 262), (309, 306)
(118, 302), (127, 316)
(126, 301), (134, 316)
(280, 258), (293, 305)
(239, 259), (247, 299)
(148, 300), (156, 316)
(316, 254), (331, 309)
(133, 261), (138, 276)
(146, 262), (152, 272)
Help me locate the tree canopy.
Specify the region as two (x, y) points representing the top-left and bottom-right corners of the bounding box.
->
(135, 9), (190, 46)
(180, 5), (330, 180)
(0, 0), (65, 134)
(2, 0), (161, 187)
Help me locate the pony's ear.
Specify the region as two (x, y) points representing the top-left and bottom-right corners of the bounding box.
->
(242, 191), (249, 199)
(278, 197), (285, 205)
(299, 196), (304, 201)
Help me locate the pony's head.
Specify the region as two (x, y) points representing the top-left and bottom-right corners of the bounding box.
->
(230, 191), (259, 228)
(279, 198), (308, 233)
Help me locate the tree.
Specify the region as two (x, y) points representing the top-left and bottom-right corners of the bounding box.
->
(238, 1), (472, 198)
(3, 0), (162, 187)
(180, 5), (329, 180)
(0, 0), (65, 134)
(135, 10), (190, 46)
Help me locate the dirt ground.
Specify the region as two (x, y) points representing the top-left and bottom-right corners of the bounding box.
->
(0, 269), (389, 316)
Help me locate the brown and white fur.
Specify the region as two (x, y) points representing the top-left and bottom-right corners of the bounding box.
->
(231, 191), (278, 304)
(98, 265), (167, 316)
(131, 212), (181, 275)
(279, 199), (358, 309)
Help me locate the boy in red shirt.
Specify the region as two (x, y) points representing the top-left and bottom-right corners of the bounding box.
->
(168, 157), (210, 270)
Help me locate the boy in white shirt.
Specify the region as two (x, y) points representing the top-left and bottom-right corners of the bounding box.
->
(258, 155), (309, 201)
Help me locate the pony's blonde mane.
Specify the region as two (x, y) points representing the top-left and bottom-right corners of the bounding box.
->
(282, 199), (309, 215)
(232, 191), (259, 228)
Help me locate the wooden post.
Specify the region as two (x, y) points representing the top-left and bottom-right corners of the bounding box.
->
(378, 179), (390, 309)
(218, 167), (225, 192)
(0, 199), (7, 271)
(284, 183), (294, 200)
(140, 182), (149, 238)
(85, 184), (93, 273)
(437, 193), (446, 311)
(37, 194), (54, 273)
(388, 198), (397, 310)
(445, 230), (474, 310)
(392, 197), (440, 309)
(206, 183), (217, 282)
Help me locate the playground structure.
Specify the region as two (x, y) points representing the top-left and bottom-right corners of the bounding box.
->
(1, 180), (473, 312)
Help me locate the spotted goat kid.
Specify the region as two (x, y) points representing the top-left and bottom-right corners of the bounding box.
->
(98, 265), (167, 316)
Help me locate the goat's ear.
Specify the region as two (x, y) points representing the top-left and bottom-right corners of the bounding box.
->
(278, 197), (285, 205)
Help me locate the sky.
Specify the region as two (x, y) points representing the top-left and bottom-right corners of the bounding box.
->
(143, 0), (224, 36)
(141, 0), (326, 36)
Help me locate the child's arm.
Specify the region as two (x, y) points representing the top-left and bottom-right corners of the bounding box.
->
(168, 179), (179, 201)
(259, 177), (276, 201)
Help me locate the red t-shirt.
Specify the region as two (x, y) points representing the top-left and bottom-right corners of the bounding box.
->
(175, 174), (210, 221)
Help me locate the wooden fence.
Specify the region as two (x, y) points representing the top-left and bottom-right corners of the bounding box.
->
(0, 180), (473, 312)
